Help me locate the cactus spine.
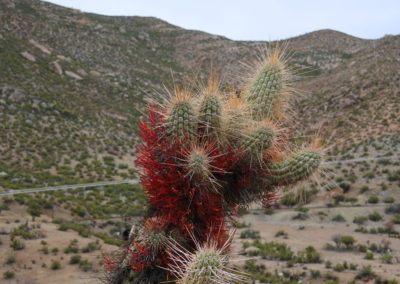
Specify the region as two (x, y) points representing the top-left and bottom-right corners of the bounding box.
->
(106, 50), (322, 284)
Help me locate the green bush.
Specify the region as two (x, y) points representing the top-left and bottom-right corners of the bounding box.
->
(296, 246), (321, 263)
(64, 239), (79, 254)
(365, 252), (374, 260)
(332, 214), (346, 222)
(274, 230), (288, 238)
(240, 229), (261, 239)
(69, 255), (81, 264)
(51, 260), (61, 270)
(381, 254), (393, 264)
(368, 211), (382, 221)
(353, 216), (367, 225)
(384, 197), (395, 204)
(79, 259), (92, 272)
(280, 192), (297, 206)
(368, 196), (379, 204)
(355, 265), (376, 280)
(10, 239), (25, 250)
(81, 241), (101, 253)
(3, 271), (15, 279)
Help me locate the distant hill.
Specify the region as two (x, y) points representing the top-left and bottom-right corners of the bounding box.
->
(0, 0), (399, 190)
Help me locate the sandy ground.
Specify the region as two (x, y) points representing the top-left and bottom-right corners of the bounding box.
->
(0, 205), (117, 284)
(1, 203), (400, 283)
(234, 207), (400, 282)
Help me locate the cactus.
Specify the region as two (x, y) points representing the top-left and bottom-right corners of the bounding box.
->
(244, 51), (290, 120)
(105, 50), (322, 284)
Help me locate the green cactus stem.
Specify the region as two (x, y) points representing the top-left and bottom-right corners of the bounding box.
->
(245, 61), (284, 120)
(166, 101), (196, 140)
(198, 93), (222, 136)
(266, 150), (322, 186)
(243, 124), (275, 159)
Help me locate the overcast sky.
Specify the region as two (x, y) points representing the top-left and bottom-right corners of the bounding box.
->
(45, 0), (399, 41)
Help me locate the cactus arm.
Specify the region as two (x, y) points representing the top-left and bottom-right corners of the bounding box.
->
(245, 62), (284, 120)
(266, 150), (322, 186)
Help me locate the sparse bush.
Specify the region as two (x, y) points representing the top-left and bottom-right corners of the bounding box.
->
(341, 235), (356, 249)
(10, 239), (25, 250)
(5, 255), (16, 265)
(296, 246), (321, 263)
(369, 211), (383, 221)
(365, 252), (374, 260)
(310, 270), (321, 279)
(64, 239), (79, 254)
(240, 229), (261, 239)
(381, 254), (393, 264)
(79, 259), (92, 272)
(353, 216), (367, 225)
(81, 241), (101, 253)
(332, 214), (346, 222)
(274, 230), (288, 238)
(69, 255), (81, 264)
(368, 196), (379, 204)
(3, 271), (15, 279)
(360, 186), (369, 193)
(355, 265), (376, 281)
(384, 197), (395, 204)
(51, 260), (61, 270)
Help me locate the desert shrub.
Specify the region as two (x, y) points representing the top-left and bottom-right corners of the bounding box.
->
(5, 255), (16, 265)
(355, 265), (376, 281)
(325, 260), (332, 268)
(79, 259), (92, 272)
(81, 241), (101, 253)
(339, 182), (351, 193)
(295, 206), (309, 213)
(349, 263), (358, 270)
(274, 230), (288, 238)
(365, 252), (374, 260)
(380, 254), (393, 264)
(51, 260), (61, 270)
(333, 194), (345, 204)
(232, 221), (250, 228)
(360, 186), (369, 193)
(251, 241), (294, 261)
(94, 232), (123, 246)
(10, 239), (25, 250)
(333, 263), (345, 272)
(3, 271), (15, 279)
(368, 196), (379, 204)
(280, 192), (297, 206)
(64, 239), (79, 254)
(332, 214), (346, 222)
(69, 255), (81, 264)
(292, 212), (309, 220)
(310, 270), (321, 279)
(40, 246), (49, 254)
(296, 246), (321, 263)
(341, 235), (356, 249)
(357, 244), (367, 253)
(369, 211), (383, 221)
(353, 216), (367, 225)
(392, 215), (400, 224)
(384, 197), (395, 204)
(240, 229), (261, 239)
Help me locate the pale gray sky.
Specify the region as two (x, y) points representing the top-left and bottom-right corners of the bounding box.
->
(45, 0), (399, 40)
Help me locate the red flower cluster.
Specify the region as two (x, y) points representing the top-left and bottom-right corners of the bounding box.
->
(131, 105), (243, 271)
